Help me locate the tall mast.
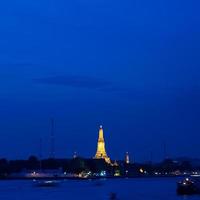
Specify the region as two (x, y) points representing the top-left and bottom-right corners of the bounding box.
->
(163, 141), (167, 160)
(50, 118), (55, 159)
(39, 138), (42, 171)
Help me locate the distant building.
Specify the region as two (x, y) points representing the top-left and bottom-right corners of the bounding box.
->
(94, 125), (111, 163)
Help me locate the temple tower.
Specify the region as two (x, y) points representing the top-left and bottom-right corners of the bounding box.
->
(94, 125), (110, 163)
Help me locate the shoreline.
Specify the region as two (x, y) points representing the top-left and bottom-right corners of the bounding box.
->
(0, 175), (185, 181)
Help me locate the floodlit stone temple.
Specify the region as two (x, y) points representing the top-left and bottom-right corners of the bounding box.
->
(94, 125), (111, 163)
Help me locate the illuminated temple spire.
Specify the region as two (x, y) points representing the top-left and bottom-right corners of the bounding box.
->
(94, 125), (110, 163)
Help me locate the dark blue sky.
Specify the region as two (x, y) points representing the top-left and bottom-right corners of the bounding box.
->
(0, 0), (200, 162)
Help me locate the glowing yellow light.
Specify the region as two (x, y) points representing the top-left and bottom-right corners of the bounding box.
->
(140, 168), (144, 173)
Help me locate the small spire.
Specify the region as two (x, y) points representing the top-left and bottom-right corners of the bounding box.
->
(113, 160), (118, 166)
(125, 152), (130, 164)
(73, 151), (77, 159)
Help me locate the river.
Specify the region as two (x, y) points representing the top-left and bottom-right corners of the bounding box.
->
(0, 178), (199, 200)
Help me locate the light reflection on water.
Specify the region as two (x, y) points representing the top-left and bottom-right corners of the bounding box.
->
(0, 178), (199, 200)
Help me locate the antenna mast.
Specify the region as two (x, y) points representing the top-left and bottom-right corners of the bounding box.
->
(50, 118), (55, 159)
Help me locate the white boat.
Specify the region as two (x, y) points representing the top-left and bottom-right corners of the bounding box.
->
(177, 177), (200, 195)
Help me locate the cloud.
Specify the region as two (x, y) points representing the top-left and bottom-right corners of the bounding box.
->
(34, 75), (152, 96)
(34, 75), (115, 91)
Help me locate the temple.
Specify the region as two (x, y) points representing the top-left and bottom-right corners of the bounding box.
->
(94, 125), (111, 163)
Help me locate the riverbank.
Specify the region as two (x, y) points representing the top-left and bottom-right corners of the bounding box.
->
(0, 174), (186, 181)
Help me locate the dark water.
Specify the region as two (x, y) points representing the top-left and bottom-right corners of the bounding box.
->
(0, 178), (199, 200)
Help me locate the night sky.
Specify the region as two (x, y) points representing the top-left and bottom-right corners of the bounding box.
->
(0, 0), (200, 162)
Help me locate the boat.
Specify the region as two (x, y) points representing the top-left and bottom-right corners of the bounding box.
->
(33, 180), (61, 187)
(177, 177), (200, 195)
(92, 180), (104, 187)
(109, 192), (117, 200)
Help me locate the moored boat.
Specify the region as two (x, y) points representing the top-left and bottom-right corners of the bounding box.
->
(177, 177), (200, 195)
(92, 180), (104, 187)
(33, 180), (61, 187)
